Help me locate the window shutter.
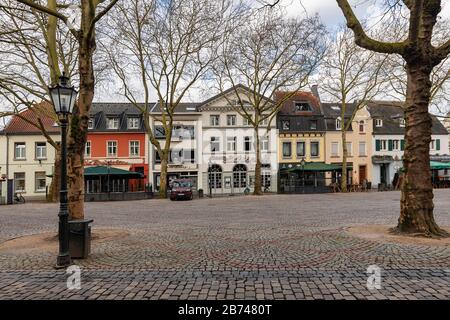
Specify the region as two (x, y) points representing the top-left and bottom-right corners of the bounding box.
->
(436, 139), (440, 151)
(375, 140), (381, 151)
(388, 140), (393, 151)
(400, 139), (405, 151)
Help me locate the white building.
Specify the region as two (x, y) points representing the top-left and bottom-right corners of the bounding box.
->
(0, 106), (59, 202)
(367, 102), (449, 187)
(148, 103), (204, 191)
(197, 85), (278, 195)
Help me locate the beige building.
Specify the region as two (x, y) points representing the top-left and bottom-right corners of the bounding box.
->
(323, 103), (373, 185)
(0, 106), (59, 202)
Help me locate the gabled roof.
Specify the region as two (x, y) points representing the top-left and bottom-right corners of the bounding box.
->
(367, 101), (448, 135)
(197, 84), (275, 110)
(275, 91), (323, 116)
(1, 101), (60, 135)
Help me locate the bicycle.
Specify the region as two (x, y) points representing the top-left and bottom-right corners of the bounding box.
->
(14, 192), (26, 204)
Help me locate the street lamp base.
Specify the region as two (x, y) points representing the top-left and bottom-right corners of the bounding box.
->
(55, 253), (71, 269)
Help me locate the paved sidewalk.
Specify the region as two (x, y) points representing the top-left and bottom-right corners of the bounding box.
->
(1, 191), (449, 300)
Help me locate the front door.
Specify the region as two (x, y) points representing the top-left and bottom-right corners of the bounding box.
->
(380, 164), (387, 184)
(359, 165), (367, 183)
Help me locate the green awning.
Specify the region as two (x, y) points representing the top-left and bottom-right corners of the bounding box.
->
(84, 166), (143, 178)
(431, 161), (450, 170)
(400, 161), (450, 172)
(286, 162), (349, 172)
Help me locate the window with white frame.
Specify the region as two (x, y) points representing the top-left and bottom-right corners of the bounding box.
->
(358, 141), (366, 157)
(281, 120), (290, 130)
(331, 142), (339, 157)
(227, 136), (236, 152)
(375, 119), (383, 127)
(88, 117), (94, 129)
(128, 117), (140, 129)
(35, 142), (47, 159)
(260, 136), (269, 152)
(336, 117), (342, 130)
(244, 136), (252, 152)
(310, 141), (319, 157)
(346, 142), (352, 156)
(35, 171), (46, 192)
(296, 141), (305, 157)
(85, 141), (91, 157)
(392, 140), (400, 151)
(400, 118), (406, 127)
(14, 142), (26, 160)
(210, 115), (220, 126)
(107, 117), (119, 129)
(380, 140), (387, 151)
(282, 142), (292, 158)
(227, 115), (236, 126)
(243, 117), (251, 126)
(210, 137), (220, 153)
(260, 116), (269, 126)
(129, 141), (140, 157)
(107, 141), (117, 157)
(14, 172), (25, 192)
(359, 142), (366, 156)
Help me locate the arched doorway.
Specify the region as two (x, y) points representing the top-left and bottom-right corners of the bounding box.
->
(233, 164), (247, 193)
(208, 164), (222, 195)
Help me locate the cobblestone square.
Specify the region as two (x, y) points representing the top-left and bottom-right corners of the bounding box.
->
(1, 190), (450, 300)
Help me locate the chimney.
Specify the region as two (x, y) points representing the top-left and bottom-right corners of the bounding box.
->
(311, 84), (324, 115)
(311, 85), (321, 101)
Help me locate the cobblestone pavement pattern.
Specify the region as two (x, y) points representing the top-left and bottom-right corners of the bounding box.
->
(1, 191), (450, 300)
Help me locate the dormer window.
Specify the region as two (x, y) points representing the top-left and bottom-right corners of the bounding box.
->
(107, 117), (119, 129)
(336, 117), (342, 130)
(310, 120), (317, 130)
(281, 120), (290, 130)
(128, 117), (140, 129)
(294, 101), (312, 112)
(400, 118), (406, 127)
(375, 119), (383, 127)
(88, 118), (94, 129)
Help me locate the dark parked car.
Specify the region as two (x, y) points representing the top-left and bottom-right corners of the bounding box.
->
(169, 179), (193, 201)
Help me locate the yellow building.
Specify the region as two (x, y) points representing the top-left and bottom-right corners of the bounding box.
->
(323, 103), (373, 186)
(275, 90), (329, 193)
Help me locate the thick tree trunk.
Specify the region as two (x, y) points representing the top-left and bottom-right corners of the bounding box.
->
(395, 64), (448, 238)
(341, 129), (348, 192)
(47, 147), (61, 202)
(68, 28), (95, 219)
(253, 130), (262, 195)
(159, 156), (168, 199)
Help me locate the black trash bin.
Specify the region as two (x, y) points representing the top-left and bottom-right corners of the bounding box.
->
(69, 219), (93, 259)
(198, 189), (204, 198)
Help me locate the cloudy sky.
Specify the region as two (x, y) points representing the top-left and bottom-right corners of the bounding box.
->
(94, 0), (450, 104)
(282, 0), (450, 30)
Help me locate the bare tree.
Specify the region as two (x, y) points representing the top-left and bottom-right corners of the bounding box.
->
(319, 25), (388, 192)
(103, 0), (234, 198)
(214, 6), (326, 195)
(385, 18), (450, 114)
(337, 0), (450, 237)
(0, 0), (78, 202)
(14, 0), (119, 219)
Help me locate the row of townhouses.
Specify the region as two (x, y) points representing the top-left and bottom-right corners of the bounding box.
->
(1, 85), (449, 201)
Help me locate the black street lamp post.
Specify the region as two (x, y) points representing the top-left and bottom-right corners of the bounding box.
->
(49, 73), (78, 269)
